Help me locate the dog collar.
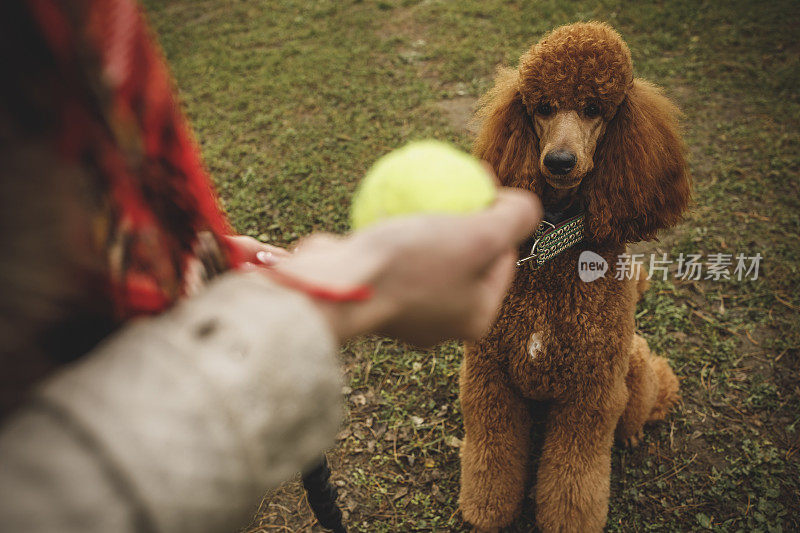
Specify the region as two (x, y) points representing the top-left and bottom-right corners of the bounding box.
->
(517, 212), (585, 269)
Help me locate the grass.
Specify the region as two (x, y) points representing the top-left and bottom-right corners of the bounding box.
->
(142, 1), (799, 531)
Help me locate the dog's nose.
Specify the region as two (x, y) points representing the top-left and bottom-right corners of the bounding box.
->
(543, 150), (577, 175)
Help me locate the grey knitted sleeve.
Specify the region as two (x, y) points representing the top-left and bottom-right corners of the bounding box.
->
(0, 271), (342, 533)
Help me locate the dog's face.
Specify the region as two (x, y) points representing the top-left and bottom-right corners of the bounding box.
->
(517, 22), (635, 191)
(531, 101), (607, 189)
(474, 22), (690, 243)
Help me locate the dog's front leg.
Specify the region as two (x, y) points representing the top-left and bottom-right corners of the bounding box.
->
(534, 382), (627, 533)
(459, 342), (531, 532)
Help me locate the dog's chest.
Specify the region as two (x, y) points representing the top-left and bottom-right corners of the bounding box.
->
(526, 331), (545, 361)
(503, 312), (566, 399)
(499, 247), (631, 399)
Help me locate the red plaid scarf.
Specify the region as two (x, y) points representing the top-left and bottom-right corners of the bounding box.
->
(27, 0), (239, 318)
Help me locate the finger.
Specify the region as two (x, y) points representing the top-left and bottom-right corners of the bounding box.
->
(449, 189), (541, 273)
(290, 232), (342, 253)
(225, 235), (260, 261)
(463, 251), (516, 339)
(473, 188), (543, 247)
(255, 244), (291, 266)
(226, 235), (290, 263)
(481, 249), (517, 295)
(479, 161), (501, 187)
(239, 261), (260, 272)
(262, 244), (291, 258)
(255, 250), (278, 266)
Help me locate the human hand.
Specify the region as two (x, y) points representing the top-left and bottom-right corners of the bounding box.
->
(269, 188), (541, 346)
(225, 235), (291, 266)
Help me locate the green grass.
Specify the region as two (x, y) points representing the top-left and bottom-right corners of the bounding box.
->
(143, 1), (799, 531)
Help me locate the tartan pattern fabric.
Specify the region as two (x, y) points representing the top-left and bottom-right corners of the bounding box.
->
(26, 0), (236, 318)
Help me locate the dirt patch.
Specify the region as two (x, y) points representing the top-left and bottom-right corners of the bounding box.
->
(435, 96), (479, 135)
(375, 5), (426, 44)
(377, 4), (482, 137)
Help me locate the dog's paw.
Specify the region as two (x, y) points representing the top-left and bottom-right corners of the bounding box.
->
(623, 428), (644, 448)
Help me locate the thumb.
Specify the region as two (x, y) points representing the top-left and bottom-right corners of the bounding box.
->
(464, 188), (542, 260)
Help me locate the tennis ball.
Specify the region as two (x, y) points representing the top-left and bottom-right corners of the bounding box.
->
(350, 140), (496, 230)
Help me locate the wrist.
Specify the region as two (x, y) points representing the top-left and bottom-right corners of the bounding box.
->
(312, 294), (397, 343)
(256, 236), (398, 343)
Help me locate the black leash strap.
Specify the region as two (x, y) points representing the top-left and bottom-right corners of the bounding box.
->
(301, 455), (347, 533)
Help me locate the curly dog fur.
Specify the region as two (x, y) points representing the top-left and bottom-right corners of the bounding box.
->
(459, 22), (690, 532)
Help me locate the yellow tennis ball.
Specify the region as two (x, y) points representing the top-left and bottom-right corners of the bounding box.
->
(350, 140), (496, 230)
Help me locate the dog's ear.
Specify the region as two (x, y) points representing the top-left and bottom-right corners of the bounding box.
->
(584, 79), (691, 243)
(473, 68), (540, 191)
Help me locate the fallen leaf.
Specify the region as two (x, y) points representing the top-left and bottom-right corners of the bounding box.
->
(392, 487), (409, 501)
(445, 435), (463, 448)
(351, 394), (367, 406)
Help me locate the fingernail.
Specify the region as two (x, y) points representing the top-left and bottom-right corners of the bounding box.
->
(256, 250), (276, 266)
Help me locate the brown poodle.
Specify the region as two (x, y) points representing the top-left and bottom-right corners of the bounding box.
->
(458, 22), (691, 532)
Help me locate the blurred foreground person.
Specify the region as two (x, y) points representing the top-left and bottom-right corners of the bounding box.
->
(0, 1), (540, 532)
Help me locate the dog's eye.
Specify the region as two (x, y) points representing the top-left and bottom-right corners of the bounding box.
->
(584, 103), (601, 118)
(536, 102), (553, 116)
